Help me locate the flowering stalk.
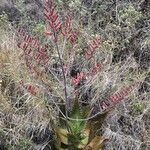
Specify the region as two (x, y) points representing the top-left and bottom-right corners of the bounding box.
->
(54, 33), (69, 116)
(44, 0), (70, 116)
(67, 30), (80, 45)
(100, 82), (139, 110)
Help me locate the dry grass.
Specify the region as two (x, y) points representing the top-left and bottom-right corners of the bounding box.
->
(0, 10), (150, 150)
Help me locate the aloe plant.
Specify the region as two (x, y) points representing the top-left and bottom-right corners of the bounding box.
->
(50, 97), (109, 150)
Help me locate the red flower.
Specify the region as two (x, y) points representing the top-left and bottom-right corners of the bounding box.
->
(17, 27), (26, 36)
(26, 84), (38, 95)
(85, 37), (101, 60)
(17, 42), (28, 51)
(85, 51), (93, 60)
(89, 37), (101, 49)
(34, 46), (46, 62)
(99, 82), (140, 110)
(71, 72), (86, 85)
(63, 64), (69, 75)
(90, 63), (103, 75)
(68, 30), (79, 45)
(72, 78), (80, 85)
(101, 101), (110, 110)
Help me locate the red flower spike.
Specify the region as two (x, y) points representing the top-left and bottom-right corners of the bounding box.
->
(34, 47), (46, 63)
(109, 82), (138, 106)
(89, 63), (103, 76)
(31, 39), (40, 49)
(93, 38), (101, 46)
(89, 44), (96, 50)
(61, 13), (80, 45)
(51, 12), (59, 22)
(72, 78), (79, 85)
(99, 82), (139, 110)
(44, 56), (51, 66)
(49, 20), (62, 32)
(119, 90), (128, 97)
(22, 31), (26, 37)
(91, 68), (97, 76)
(44, 0), (62, 32)
(79, 72), (85, 79)
(26, 61), (32, 70)
(17, 28), (26, 37)
(16, 27), (51, 78)
(87, 49), (94, 56)
(109, 95), (119, 104)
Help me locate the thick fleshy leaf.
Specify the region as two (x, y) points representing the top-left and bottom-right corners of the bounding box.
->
(70, 97), (81, 117)
(78, 132), (89, 148)
(68, 118), (85, 134)
(55, 128), (68, 145)
(68, 97), (86, 134)
(86, 110), (109, 143)
(82, 105), (92, 119)
(84, 136), (108, 150)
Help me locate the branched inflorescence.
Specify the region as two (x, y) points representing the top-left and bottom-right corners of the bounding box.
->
(16, 0), (140, 113)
